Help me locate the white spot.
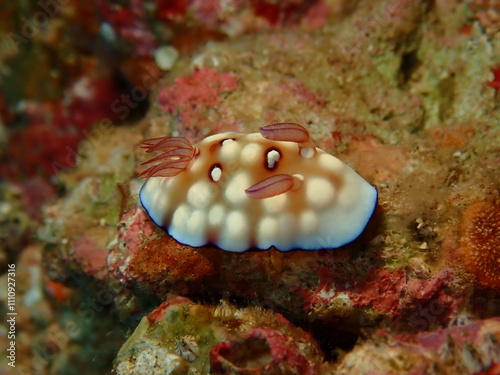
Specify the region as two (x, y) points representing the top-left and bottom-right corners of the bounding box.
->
(240, 143), (262, 165)
(186, 210), (207, 242)
(170, 206), (207, 247)
(224, 172), (251, 206)
(267, 149), (280, 169)
(218, 211), (249, 252)
(275, 213), (296, 250)
(306, 173), (377, 249)
(319, 153), (345, 173)
(100, 22), (116, 42)
(171, 204), (191, 234)
(24, 266), (42, 307)
(140, 177), (171, 225)
(292, 174), (304, 191)
(71, 77), (94, 100)
(257, 216), (279, 249)
(187, 180), (216, 208)
(336, 170), (360, 208)
(211, 166), (222, 182)
(219, 139), (240, 162)
(222, 138), (235, 145)
(300, 147), (315, 159)
(262, 193), (287, 214)
(154, 45), (179, 71)
(317, 288), (337, 300)
(208, 204), (225, 228)
(300, 210), (319, 235)
(306, 178), (335, 208)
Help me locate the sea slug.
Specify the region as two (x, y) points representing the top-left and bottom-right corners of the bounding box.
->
(139, 123), (377, 252)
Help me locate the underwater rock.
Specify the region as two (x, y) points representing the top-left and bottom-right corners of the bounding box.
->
(336, 317), (500, 375)
(113, 297), (328, 374)
(210, 327), (320, 375)
(109, 203), (462, 329)
(157, 68), (239, 133)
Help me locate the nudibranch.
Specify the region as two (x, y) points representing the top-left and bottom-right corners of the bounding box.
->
(139, 123), (377, 252)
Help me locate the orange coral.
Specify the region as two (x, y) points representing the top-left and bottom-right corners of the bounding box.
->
(458, 200), (500, 289)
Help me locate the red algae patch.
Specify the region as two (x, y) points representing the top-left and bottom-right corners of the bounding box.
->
(158, 68), (238, 129)
(487, 66), (500, 90)
(128, 236), (221, 294)
(210, 327), (317, 375)
(147, 296), (192, 324)
(72, 233), (109, 279)
(330, 268), (406, 316)
(115, 297), (328, 374)
(457, 199), (500, 289)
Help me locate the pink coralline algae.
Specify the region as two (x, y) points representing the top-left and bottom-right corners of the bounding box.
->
(97, 0), (156, 56)
(158, 68), (238, 129)
(337, 318), (500, 374)
(251, 0), (327, 27)
(211, 327), (319, 375)
(108, 207), (161, 285)
(1, 76), (122, 180)
(116, 207), (156, 257)
(399, 317), (500, 351)
(146, 296), (192, 323)
(293, 267), (462, 330)
(73, 234), (109, 279)
(154, 0), (327, 30)
(156, 0), (189, 21)
(281, 78), (326, 109)
(114, 296), (327, 374)
(109, 208), (222, 296)
(292, 267), (405, 314)
(156, 0), (233, 27)
(124, 235), (221, 295)
(21, 0), (500, 373)
(19, 176), (57, 221)
(487, 66), (500, 90)
(346, 267), (406, 315)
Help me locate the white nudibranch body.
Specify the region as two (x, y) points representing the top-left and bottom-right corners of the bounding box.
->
(139, 123), (377, 252)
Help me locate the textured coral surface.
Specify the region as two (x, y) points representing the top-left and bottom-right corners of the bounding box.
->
(1, 0), (500, 374)
(115, 297), (327, 374)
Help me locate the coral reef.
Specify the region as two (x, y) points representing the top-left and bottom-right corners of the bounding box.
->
(0, 0), (499, 373)
(158, 67), (239, 133)
(456, 198), (500, 289)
